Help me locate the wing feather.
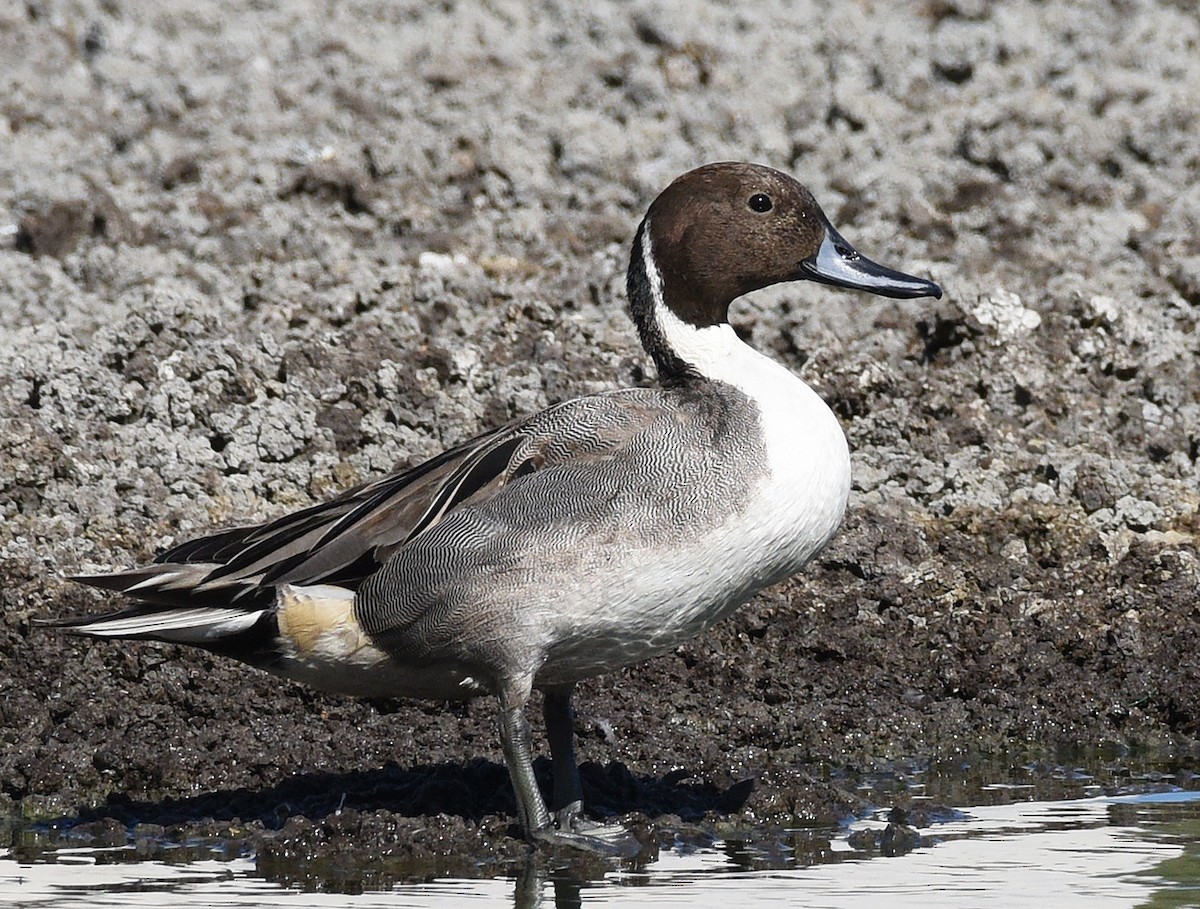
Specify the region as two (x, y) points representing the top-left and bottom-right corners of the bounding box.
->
(71, 389), (660, 609)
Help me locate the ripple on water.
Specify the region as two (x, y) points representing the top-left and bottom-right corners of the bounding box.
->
(2, 789), (1198, 908)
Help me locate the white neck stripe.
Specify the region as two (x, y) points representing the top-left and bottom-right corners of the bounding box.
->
(639, 217), (667, 317)
(639, 216), (752, 381)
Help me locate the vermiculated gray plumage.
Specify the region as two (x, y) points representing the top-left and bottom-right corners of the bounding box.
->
(354, 382), (764, 682)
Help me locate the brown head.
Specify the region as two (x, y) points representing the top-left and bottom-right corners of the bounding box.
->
(627, 163), (942, 376)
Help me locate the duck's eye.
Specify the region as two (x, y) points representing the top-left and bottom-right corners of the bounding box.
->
(748, 193), (773, 213)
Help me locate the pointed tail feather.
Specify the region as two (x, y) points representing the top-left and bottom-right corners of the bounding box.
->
(72, 563), (218, 594)
(50, 563), (276, 649)
(48, 603), (268, 643)
(69, 562), (271, 608)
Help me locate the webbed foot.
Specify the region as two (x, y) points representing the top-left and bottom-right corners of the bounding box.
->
(530, 800), (646, 857)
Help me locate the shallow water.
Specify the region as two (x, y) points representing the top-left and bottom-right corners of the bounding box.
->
(4, 785), (1198, 908)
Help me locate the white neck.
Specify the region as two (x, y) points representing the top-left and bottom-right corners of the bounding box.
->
(639, 222), (793, 395)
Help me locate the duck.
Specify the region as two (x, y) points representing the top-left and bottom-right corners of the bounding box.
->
(52, 162), (942, 850)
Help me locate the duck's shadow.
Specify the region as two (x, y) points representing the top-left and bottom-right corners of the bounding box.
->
(68, 758), (753, 836)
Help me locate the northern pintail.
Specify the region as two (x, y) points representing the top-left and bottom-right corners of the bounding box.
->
(53, 162), (942, 850)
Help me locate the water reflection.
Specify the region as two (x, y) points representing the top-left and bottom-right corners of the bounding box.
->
(3, 761), (1199, 907)
(498, 790), (1200, 909)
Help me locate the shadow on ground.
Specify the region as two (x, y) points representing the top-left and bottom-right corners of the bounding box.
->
(55, 758), (751, 832)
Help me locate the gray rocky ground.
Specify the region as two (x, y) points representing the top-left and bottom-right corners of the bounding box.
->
(1, 0), (1198, 886)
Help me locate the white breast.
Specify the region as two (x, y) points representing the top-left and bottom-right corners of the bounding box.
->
(655, 306), (852, 574)
(534, 306), (851, 686)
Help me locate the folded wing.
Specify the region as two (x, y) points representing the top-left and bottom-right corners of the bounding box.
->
(64, 390), (663, 618)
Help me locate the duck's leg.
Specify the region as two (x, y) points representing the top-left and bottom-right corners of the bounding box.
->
(498, 676), (553, 838)
(543, 683), (584, 826)
(541, 683), (644, 856)
(498, 678), (639, 855)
